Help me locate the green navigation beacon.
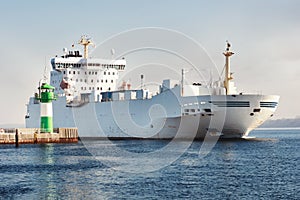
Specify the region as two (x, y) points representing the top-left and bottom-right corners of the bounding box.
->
(36, 83), (56, 133)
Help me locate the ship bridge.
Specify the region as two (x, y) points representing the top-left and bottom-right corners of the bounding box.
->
(51, 56), (126, 71)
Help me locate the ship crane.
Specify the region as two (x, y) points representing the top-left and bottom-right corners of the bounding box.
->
(78, 35), (95, 59)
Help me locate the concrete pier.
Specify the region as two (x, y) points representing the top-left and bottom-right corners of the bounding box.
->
(0, 128), (78, 145)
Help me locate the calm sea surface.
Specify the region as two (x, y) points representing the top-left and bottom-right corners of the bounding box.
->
(0, 129), (299, 199)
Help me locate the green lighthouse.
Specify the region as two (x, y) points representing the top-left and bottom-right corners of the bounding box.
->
(37, 83), (56, 133)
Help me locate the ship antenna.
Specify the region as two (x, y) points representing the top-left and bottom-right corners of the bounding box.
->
(78, 35), (95, 59)
(223, 41), (234, 95)
(141, 74), (144, 89)
(111, 48), (115, 59)
(181, 69), (184, 96)
(43, 56), (48, 81)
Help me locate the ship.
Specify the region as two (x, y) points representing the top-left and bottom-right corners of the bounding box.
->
(25, 36), (279, 139)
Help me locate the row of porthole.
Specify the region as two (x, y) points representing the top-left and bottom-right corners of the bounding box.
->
(62, 70), (117, 76)
(73, 79), (114, 83)
(52, 79), (113, 84)
(80, 87), (111, 91)
(52, 79), (115, 85)
(184, 108), (211, 113)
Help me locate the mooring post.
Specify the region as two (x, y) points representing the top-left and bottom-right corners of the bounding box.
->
(15, 129), (19, 148)
(34, 131), (37, 144)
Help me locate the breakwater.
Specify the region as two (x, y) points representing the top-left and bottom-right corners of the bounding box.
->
(0, 128), (78, 145)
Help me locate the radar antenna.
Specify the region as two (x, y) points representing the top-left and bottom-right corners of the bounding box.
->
(78, 35), (95, 59)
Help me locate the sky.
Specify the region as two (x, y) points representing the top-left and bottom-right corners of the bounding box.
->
(0, 0), (299, 125)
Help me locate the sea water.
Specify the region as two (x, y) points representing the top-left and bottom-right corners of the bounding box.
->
(0, 129), (299, 199)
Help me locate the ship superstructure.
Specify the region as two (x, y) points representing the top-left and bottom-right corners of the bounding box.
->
(25, 37), (279, 139)
(49, 36), (126, 106)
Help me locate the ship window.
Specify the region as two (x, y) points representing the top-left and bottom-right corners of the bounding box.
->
(113, 72), (115, 75)
(91, 79), (93, 83)
(101, 80), (103, 83)
(80, 79), (82, 82)
(63, 71), (66, 74)
(204, 109), (211, 113)
(104, 72), (106, 75)
(89, 71), (91, 75)
(85, 72), (87, 75)
(85, 79), (87, 83)
(81, 87), (83, 90)
(108, 72), (110, 75)
(89, 87), (91, 90)
(111, 80), (113, 83)
(95, 72), (97, 75)
(97, 87), (99, 90)
(73, 71), (76, 74)
(100, 87), (102, 90)
(78, 71), (80, 74)
(69, 71), (71, 74)
(92, 72), (94, 75)
(108, 87), (111, 91)
(253, 108), (261, 112)
(105, 80), (108, 83)
(184, 109), (189, 112)
(97, 80), (99, 83)
(191, 109), (196, 112)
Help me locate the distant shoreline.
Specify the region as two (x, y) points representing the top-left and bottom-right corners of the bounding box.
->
(259, 117), (300, 129)
(255, 127), (300, 131)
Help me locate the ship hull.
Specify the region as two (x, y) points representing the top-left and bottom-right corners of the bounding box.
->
(26, 89), (279, 139)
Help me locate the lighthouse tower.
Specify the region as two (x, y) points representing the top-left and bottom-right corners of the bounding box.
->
(37, 83), (56, 133)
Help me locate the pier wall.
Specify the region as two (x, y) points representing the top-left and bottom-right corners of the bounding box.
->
(0, 128), (78, 145)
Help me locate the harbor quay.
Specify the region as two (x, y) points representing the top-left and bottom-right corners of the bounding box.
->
(0, 128), (78, 146)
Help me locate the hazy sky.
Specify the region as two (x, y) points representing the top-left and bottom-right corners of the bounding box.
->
(0, 0), (299, 125)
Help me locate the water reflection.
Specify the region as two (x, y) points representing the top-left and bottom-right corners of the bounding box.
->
(35, 144), (59, 199)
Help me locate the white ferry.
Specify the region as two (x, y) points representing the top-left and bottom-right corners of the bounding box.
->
(25, 36), (279, 139)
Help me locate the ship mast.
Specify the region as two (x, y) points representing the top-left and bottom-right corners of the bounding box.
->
(223, 41), (234, 95)
(78, 36), (94, 59)
(181, 69), (184, 96)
